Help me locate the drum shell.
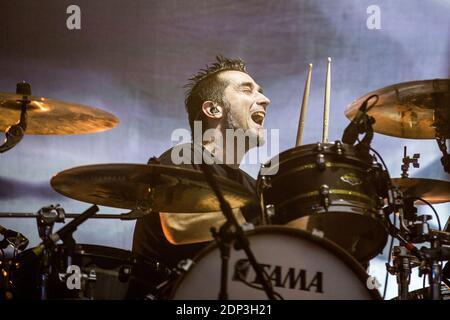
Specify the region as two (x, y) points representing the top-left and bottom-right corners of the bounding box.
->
(258, 143), (387, 262)
(10, 244), (169, 300)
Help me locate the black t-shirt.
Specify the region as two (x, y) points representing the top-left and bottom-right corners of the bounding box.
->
(132, 143), (257, 267)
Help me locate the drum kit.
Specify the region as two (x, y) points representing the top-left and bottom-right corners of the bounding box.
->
(0, 71), (449, 300)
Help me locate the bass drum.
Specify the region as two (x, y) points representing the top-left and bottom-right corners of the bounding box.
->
(171, 226), (381, 300)
(11, 244), (170, 300)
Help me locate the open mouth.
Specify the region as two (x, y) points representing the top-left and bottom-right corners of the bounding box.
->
(251, 111), (265, 126)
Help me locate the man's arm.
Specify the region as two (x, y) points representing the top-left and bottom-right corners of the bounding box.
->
(160, 209), (247, 245)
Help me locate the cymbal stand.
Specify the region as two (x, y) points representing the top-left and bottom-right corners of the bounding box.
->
(400, 146), (420, 178)
(436, 136), (450, 174)
(419, 234), (445, 300)
(199, 162), (278, 300)
(387, 246), (413, 300)
(35, 205), (65, 299)
(0, 82), (30, 154)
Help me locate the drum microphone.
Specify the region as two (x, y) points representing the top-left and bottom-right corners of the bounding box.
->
(342, 94), (378, 145)
(0, 225), (29, 250)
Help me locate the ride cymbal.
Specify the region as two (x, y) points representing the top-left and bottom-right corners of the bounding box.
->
(345, 79), (450, 139)
(0, 92), (119, 134)
(51, 163), (256, 213)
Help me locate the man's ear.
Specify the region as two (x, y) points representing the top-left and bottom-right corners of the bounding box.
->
(201, 101), (224, 119)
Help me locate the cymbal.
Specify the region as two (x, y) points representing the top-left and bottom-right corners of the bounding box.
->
(391, 177), (450, 204)
(0, 92), (119, 134)
(50, 164), (256, 213)
(345, 79), (450, 139)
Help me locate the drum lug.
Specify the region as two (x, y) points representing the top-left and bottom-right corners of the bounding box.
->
(265, 204), (275, 220)
(315, 142), (324, 152)
(177, 259), (194, 273)
(259, 175), (271, 189)
(319, 184), (331, 210)
(316, 153), (326, 171)
(333, 140), (344, 155)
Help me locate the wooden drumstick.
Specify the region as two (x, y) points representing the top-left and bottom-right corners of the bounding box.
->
(296, 63), (313, 147)
(322, 57), (331, 143)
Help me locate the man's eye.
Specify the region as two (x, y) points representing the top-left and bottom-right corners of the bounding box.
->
(242, 88), (252, 93)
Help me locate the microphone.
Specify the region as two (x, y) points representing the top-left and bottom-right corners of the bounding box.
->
(342, 94), (377, 145)
(0, 225), (29, 251)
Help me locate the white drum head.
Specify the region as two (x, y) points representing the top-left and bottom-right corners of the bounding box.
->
(171, 226), (380, 300)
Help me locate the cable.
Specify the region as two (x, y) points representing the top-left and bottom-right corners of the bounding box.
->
(405, 196), (441, 231)
(366, 145), (397, 300)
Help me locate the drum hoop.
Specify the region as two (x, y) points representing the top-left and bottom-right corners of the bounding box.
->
(260, 143), (371, 175)
(260, 161), (367, 180)
(275, 189), (376, 208)
(170, 225), (382, 300)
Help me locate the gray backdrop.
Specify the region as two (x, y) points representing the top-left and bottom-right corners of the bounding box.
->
(1, 0), (449, 298)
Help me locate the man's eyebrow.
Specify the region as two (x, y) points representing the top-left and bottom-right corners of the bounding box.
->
(238, 81), (264, 94)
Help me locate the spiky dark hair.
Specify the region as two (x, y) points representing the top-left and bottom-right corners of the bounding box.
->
(184, 56), (247, 132)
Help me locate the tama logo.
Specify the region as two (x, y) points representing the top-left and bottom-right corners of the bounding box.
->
(233, 259), (323, 293)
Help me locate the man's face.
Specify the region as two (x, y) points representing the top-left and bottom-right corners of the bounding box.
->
(219, 70), (270, 146)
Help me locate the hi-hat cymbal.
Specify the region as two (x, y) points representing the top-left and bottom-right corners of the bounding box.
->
(391, 177), (450, 204)
(0, 92), (119, 134)
(50, 164), (256, 213)
(345, 79), (450, 139)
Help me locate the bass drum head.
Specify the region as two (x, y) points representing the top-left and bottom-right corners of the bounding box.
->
(171, 226), (381, 300)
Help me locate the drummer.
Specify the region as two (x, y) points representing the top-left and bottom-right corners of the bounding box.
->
(132, 56), (271, 267)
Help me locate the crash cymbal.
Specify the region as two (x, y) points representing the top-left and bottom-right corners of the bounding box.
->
(391, 177), (450, 204)
(50, 164), (256, 213)
(0, 92), (119, 134)
(345, 79), (450, 139)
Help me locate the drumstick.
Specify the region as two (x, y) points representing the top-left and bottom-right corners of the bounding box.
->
(296, 63), (313, 147)
(322, 57), (331, 143)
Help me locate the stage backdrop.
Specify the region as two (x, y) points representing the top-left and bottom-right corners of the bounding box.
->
(0, 0), (449, 298)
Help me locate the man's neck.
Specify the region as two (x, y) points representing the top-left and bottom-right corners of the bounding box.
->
(202, 130), (248, 170)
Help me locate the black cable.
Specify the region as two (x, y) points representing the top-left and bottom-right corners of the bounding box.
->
(405, 196), (442, 231)
(366, 145), (397, 300)
(423, 273), (427, 291)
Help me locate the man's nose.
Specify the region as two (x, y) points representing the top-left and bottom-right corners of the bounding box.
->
(258, 93), (270, 109)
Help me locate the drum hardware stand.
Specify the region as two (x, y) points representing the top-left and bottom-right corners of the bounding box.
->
(199, 162), (279, 300)
(436, 136), (450, 174)
(210, 222), (234, 300)
(35, 205), (66, 299)
(0, 82), (31, 154)
(385, 194), (449, 300)
(29, 205), (99, 299)
(386, 246), (413, 300)
(400, 146), (420, 178)
(258, 165), (273, 225)
(0, 225), (29, 299)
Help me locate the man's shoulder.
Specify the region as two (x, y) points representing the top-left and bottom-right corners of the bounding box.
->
(155, 143), (200, 167)
(150, 143), (256, 185)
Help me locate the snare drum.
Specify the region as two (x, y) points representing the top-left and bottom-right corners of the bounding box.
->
(11, 244), (170, 300)
(257, 141), (387, 262)
(170, 226), (381, 300)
